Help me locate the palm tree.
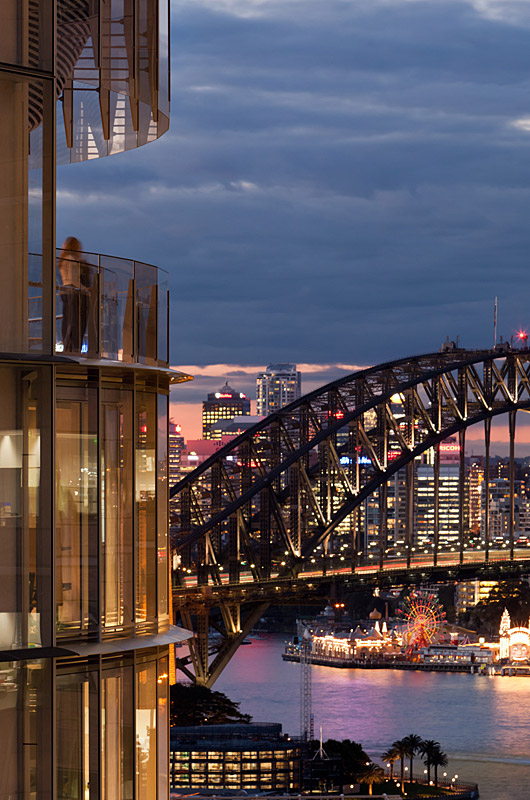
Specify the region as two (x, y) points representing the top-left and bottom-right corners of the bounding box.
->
(358, 762), (385, 796)
(430, 747), (448, 787)
(392, 738), (411, 787)
(402, 734), (423, 784)
(381, 746), (399, 781)
(420, 739), (441, 785)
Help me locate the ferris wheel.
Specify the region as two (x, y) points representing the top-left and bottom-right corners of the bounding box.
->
(397, 590), (446, 651)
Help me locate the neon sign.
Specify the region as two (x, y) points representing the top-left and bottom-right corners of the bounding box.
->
(440, 443), (460, 453)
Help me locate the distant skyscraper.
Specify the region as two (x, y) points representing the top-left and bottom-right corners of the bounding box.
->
(169, 421), (185, 487)
(468, 460), (484, 539)
(202, 382), (251, 439)
(256, 363), (301, 416)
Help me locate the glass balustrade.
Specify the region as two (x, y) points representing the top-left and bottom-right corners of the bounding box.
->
(26, 250), (169, 366)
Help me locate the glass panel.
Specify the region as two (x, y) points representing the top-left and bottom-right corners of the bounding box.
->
(101, 387), (133, 635)
(102, 661), (134, 800)
(0, 366), (44, 649)
(136, 659), (157, 800)
(105, 0), (132, 97)
(136, 262), (158, 364)
(136, 391), (157, 629)
(0, 659), (50, 800)
(157, 656), (169, 798)
(0, 3), (52, 69)
(56, 667), (99, 800)
(157, 393), (168, 628)
(56, 248), (98, 355)
(157, 271), (168, 365)
(56, 384), (98, 638)
(99, 255), (134, 362)
(28, 253), (43, 352)
(0, 73), (46, 354)
(158, 0), (170, 117)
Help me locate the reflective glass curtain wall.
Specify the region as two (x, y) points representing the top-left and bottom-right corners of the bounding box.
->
(57, 653), (169, 800)
(55, 374), (170, 641)
(0, 1), (173, 798)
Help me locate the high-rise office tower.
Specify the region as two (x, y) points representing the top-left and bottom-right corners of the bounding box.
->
(169, 421), (185, 486)
(256, 363), (301, 416)
(202, 382), (251, 439)
(0, 3), (191, 797)
(468, 460), (484, 539)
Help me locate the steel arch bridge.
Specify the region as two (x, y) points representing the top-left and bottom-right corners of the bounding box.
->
(171, 348), (530, 685)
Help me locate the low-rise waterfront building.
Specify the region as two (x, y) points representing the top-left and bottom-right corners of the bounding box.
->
(170, 723), (302, 792)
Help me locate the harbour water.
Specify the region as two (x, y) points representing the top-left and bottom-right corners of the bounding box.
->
(216, 635), (530, 800)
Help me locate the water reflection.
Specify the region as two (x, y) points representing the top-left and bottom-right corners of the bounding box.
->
(216, 635), (530, 800)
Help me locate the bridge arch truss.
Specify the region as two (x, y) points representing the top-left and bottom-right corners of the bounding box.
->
(171, 349), (530, 683)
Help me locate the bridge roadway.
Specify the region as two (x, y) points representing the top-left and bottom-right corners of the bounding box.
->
(174, 547), (530, 609)
(172, 547), (530, 685)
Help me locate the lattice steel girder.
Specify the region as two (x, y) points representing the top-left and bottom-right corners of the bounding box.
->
(172, 349), (530, 586)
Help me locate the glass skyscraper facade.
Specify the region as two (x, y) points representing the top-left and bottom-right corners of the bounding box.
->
(0, 3), (189, 797)
(256, 364), (301, 417)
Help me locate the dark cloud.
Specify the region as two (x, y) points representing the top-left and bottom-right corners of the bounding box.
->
(57, 0), (530, 367)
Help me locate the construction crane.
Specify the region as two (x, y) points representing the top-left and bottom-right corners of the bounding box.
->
(298, 622), (314, 741)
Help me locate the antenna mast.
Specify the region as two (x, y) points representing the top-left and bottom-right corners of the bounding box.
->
(494, 296), (498, 347)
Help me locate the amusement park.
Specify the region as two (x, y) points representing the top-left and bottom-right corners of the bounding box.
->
(283, 590), (530, 675)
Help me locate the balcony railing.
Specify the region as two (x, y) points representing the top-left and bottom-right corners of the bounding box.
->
(28, 250), (169, 366)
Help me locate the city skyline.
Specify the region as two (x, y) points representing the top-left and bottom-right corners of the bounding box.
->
(56, 0), (530, 369)
(169, 360), (530, 451)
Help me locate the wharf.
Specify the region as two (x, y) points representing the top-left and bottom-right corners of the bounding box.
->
(283, 652), (482, 673)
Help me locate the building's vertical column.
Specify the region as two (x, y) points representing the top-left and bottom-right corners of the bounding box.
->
(289, 463), (300, 556)
(228, 514), (240, 584)
(433, 442), (440, 566)
(259, 488), (271, 580)
(406, 461), (414, 569)
(157, 389), (169, 629)
(378, 482), (387, 569)
(509, 410), (516, 560)
(459, 429), (466, 564)
(0, 73), (28, 352)
(484, 418), (491, 561)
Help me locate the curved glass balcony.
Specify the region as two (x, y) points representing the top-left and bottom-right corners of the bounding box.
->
(28, 250), (169, 366)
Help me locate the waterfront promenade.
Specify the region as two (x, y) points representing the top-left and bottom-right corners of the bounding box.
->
(171, 787), (478, 800)
(283, 651), (475, 673)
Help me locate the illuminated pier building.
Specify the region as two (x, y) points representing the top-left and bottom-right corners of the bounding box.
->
(499, 608), (530, 661)
(0, 2), (190, 798)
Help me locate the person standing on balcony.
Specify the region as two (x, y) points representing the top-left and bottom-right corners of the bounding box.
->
(58, 236), (91, 352)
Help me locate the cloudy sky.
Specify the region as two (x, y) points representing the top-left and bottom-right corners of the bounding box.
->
(57, 0), (530, 439)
